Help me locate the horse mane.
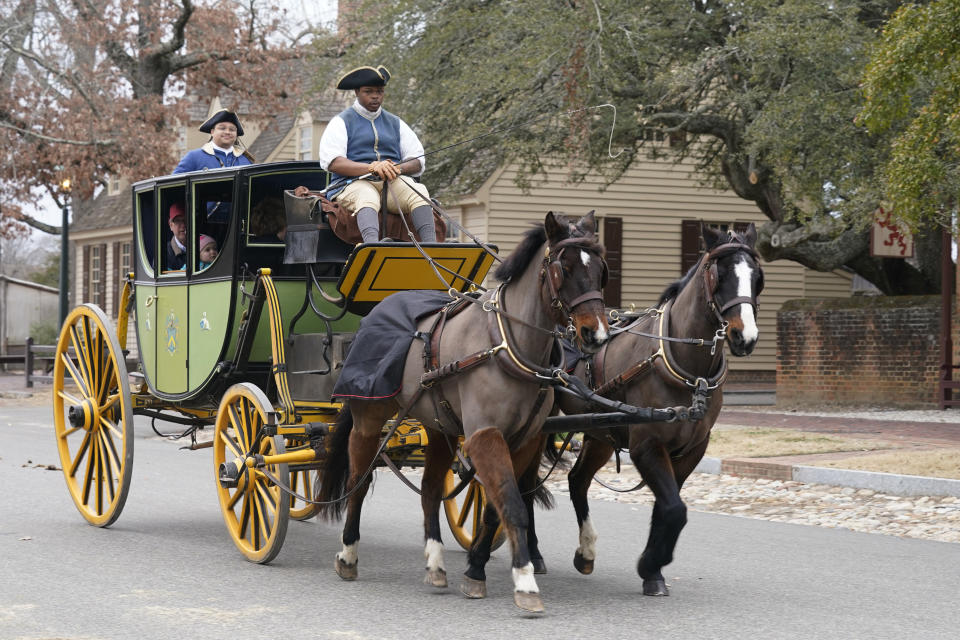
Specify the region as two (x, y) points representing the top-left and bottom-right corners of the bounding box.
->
(657, 260), (699, 306)
(494, 223), (547, 282)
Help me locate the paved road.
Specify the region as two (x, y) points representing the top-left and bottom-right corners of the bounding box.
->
(2, 405), (959, 639)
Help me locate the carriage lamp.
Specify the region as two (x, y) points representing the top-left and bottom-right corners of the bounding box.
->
(59, 178), (72, 327)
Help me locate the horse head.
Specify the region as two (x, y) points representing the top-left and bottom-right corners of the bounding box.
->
(543, 211), (609, 353)
(701, 223), (764, 356)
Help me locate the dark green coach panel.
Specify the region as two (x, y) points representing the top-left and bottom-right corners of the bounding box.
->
(188, 280), (233, 390)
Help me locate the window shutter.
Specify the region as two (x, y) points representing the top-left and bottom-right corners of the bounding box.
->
(82, 245), (90, 302)
(680, 220), (702, 275)
(602, 217), (622, 308)
(112, 242), (120, 315)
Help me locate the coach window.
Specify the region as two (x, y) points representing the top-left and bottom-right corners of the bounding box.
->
(159, 184), (188, 275)
(192, 178), (233, 274)
(135, 189), (156, 277)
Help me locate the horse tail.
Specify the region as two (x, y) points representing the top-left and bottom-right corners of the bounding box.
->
(531, 479), (555, 510)
(317, 401), (355, 521)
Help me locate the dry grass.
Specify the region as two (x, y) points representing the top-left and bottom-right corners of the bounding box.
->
(706, 427), (894, 458)
(817, 449), (960, 480)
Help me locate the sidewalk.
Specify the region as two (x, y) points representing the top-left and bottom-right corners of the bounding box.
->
(6, 371), (959, 496)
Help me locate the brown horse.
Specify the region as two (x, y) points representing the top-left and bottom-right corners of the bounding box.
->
(318, 211), (609, 612)
(466, 223), (764, 596)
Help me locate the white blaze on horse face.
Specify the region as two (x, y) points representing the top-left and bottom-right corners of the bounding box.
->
(423, 538), (446, 573)
(577, 250), (609, 342)
(512, 563), (540, 594)
(734, 257), (759, 344)
(577, 517), (598, 561)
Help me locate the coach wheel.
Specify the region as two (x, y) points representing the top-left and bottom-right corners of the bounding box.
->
(443, 469), (505, 552)
(289, 465), (322, 521)
(213, 383), (289, 564)
(52, 304), (134, 528)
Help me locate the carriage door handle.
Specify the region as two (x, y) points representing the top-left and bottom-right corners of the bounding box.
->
(144, 295), (157, 307)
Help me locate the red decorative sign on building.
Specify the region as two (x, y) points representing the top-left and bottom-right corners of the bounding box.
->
(870, 208), (914, 258)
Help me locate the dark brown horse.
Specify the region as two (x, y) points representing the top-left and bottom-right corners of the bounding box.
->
(466, 223), (764, 596)
(318, 211), (609, 612)
(560, 223), (763, 595)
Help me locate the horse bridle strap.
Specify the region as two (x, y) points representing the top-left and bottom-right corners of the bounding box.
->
(656, 299), (728, 391)
(700, 240), (760, 322)
(541, 237), (606, 324)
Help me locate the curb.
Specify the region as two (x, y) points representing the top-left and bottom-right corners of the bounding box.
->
(693, 456), (960, 498)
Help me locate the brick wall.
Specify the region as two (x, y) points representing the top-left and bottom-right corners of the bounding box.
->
(777, 296), (950, 408)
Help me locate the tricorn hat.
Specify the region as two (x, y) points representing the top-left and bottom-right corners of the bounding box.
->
(199, 109), (245, 137)
(336, 66), (391, 90)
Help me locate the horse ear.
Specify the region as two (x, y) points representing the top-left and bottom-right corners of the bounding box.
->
(743, 222), (758, 247)
(701, 221), (723, 250)
(576, 210), (597, 236)
(544, 211), (570, 242)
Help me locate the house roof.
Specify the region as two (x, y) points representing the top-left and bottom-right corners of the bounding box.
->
(0, 274), (58, 294)
(247, 112), (296, 162)
(70, 190), (129, 232)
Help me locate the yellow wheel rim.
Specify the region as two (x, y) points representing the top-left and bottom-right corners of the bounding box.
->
(213, 383), (289, 564)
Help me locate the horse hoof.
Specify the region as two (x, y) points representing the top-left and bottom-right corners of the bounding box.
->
(532, 558), (548, 575)
(514, 591), (545, 613)
(424, 568), (448, 588)
(335, 556), (358, 581)
(459, 576), (487, 599)
(573, 552), (594, 575)
(643, 578), (669, 596)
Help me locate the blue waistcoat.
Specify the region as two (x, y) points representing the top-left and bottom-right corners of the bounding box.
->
(330, 107), (403, 183)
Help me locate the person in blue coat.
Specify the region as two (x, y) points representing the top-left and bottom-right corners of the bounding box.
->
(173, 109), (254, 174)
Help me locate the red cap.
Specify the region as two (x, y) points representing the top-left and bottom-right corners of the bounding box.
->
(169, 202), (185, 222)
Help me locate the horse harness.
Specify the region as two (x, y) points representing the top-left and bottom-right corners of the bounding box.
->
(414, 237), (607, 437)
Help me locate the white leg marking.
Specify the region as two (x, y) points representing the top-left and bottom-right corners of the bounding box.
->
(512, 563), (540, 594)
(338, 538), (358, 565)
(580, 250), (591, 267)
(577, 517), (598, 561)
(734, 258), (759, 343)
(424, 538), (446, 573)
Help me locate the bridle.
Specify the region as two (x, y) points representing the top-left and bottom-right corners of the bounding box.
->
(541, 236), (609, 326)
(699, 239), (763, 326)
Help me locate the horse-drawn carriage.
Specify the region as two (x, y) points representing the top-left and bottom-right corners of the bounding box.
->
(51, 161), (501, 562)
(51, 159), (764, 611)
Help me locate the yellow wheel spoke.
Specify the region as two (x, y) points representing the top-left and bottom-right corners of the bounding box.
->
(219, 430), (243, 459)
(227, 486), (244, 510)
(70, 323), (94, 398)
(69, 431), (92, 477)
(99, 415), (123, 440)
(61, 425), (81, 438)
(57, 389), (83, 406)
(238, 492), (252, 541)
(61, 351), (91, 398)
(456, 483), (476, 528)
(255, 479), (278, 517)
(98, 426), (122, 481)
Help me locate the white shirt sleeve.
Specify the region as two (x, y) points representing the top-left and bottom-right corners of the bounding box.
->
(316, 116), (348, 171)
(398, 119), (425, 176)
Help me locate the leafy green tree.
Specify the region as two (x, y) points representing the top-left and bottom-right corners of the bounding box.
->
(858, 0), (960, 230)
(336, 0), (937, 294)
